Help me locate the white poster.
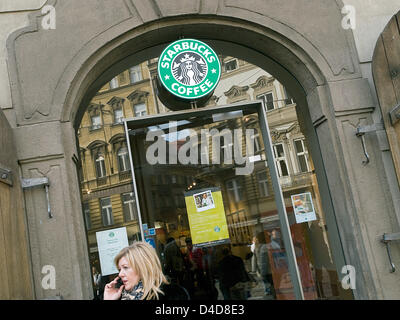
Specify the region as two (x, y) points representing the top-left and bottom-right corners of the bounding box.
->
(96, 227), (129, 276)
(291, 192), (317, 224)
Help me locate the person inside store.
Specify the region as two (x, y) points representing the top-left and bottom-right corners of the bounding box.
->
(250, 236), (258, 274)
(217, 245), (250, 300)
(183, 237), (209, 299)
(255, 231), (276, 298)
(92, 266), (101, 300)
(269, 229), (283, 249)
(163, 237), (185, 285)
(103, 241), (190, 300)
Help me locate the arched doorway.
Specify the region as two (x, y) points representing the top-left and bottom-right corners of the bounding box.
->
(70, 21), (354, 300)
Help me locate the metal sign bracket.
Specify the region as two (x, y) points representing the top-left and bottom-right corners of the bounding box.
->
(21, 177), (52, 218)
(355, 122), (384, 165)
(382, 232), (400, 273)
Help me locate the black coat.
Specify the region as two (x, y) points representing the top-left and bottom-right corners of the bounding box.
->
(157, 282), (190, 300)
(217, 254), (249, 289)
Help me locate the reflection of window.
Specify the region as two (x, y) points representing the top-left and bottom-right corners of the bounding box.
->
(226, 178), (243, 202)
(164, 196), (172, 207)
(134, 103), (147, 117)
(273, 143), (289, 177)
(117, 147), (130, 172)
(152, 192), (159, 209)
(91, 114), (102, 130)
(83, 202), (91, 230)
(95, 153), (106, 178)
(129, 65), (142, 84)
(174, 194), (185, 208)
(225, 59), (238, 72)
(257, 92), (275, 111)
(109, 77), (119, 89)
(251, 129), (262, 153)
(114, 107), (124, 124)
(257, 171), (269, 197)
(122, 192), (137, 222)
(78, 164), (84, 182)
(100, 197), (113, 226)
(294, 139), (310, 173)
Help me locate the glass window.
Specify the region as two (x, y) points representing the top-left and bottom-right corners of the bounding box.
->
(91, 115), (101, 130)
(220, 140), (233, 164)
(134, 103), (147, 117)
(294, 139), (310, 173)
(226, 178), (243, 203)
(117, 147), (130, 172)
(122, 192), (137, 222)
(83, 201), (91, 230)
(109, 77), (119, 89)
(251, 129), (262, 153)
(100, 197), (113, 226)
(114, 108), (124, 124)
(257, 92), (275, 111)
(129, 65), (142, 84)
(152, 192), (159, 209)
(125, 102), (353, 301)
(225, 59), (238, 72)
(95, 153), (106, 178)
(257, 171), (269, 197)
(273, 143), (289, 177)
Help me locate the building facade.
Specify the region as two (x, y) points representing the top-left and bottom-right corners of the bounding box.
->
(0, 0), (400, 300)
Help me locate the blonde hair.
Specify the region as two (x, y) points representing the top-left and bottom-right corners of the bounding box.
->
(114, 241), (169, 300)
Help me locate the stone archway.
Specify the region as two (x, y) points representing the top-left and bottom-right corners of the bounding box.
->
(7, 1), (391, 299)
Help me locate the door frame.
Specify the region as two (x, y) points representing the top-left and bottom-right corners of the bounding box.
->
(124, 100), (305, 299)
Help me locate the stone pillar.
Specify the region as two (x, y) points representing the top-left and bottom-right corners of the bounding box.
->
(305, 77), (400, 299)
(14, 120), (93, 299)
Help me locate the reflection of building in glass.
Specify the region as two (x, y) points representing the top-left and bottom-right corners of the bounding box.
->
(78, 63), (155, 267)
(78, 56), (342, 299)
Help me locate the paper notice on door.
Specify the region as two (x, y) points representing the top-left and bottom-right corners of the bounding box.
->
(291, 192), (317, 224)
(96, 227), (129, 276)
(185, 187), (230, 247)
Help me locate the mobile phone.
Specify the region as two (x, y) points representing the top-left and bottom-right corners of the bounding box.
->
(115, 278), (124, 288)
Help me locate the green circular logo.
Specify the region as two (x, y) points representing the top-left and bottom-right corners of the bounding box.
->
(158, 39), (221, 100)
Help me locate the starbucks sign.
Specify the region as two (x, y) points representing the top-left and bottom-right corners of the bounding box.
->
(158, 39), (221, 100)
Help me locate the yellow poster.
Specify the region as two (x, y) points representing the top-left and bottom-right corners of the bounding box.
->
(184, 188), (230, 247)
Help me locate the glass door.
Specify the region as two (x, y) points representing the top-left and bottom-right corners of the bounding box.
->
(124, 101), (349, 300)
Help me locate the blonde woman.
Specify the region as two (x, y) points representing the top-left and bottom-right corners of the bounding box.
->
(103, 241), (189, 300)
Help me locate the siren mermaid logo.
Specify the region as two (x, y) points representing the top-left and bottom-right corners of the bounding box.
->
(158, 39), (221, 100)
(172, 52), (207, 86)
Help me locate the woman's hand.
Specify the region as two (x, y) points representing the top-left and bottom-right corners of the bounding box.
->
(103, 276), (124, 300)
